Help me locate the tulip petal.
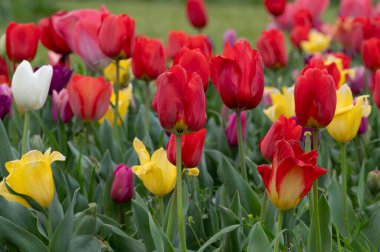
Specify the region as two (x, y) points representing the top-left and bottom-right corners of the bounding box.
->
(133, 138), (151, 166)
(0, 181), (30, 207)
(34, 65), (53, 109)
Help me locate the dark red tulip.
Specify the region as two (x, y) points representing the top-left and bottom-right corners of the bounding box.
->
(186, 0), (208, 29)
(166, 128), (206, 168)
(264, 0), (286, 16)
(111, 164), (134, 204)
(290, 25), (310, 49)
(295, 68), (337, 128)
(6, 22), (39, 63)
(98, 14), (135, 59)
(132, 36), (166, 81)
(166, 31), (188, 59)
(173, 47), (209, 91)
(153, 65), (206, 134)
(210, 39), (264, 111)
(362, 38), (380, 71)
(257, 29), (287, 69)
(259, 115), (302, 162)
(38, 11), (71, 55)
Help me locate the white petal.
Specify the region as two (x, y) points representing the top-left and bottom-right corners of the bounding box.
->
(34, 65), (53, 109)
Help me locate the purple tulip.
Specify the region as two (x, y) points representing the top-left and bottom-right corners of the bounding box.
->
(358, 117), (368, 135)
(223, 29), (237, 46)
(52, 88), (73, 123)
(111, 164), (134, 204)
(0, 84), (12, 119)
(49, 64), (73, 94)
(348, 66), (366, 95)
(225, 111), (246, 147)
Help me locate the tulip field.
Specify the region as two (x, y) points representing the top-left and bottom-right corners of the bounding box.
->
(2, 0), (380, 251)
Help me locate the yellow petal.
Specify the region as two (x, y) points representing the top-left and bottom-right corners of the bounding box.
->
(335, 84), (354, 115)
(0, 181), (30, 207)
(277, 165), (304, 210)
(133, 138), (150, 166)
(184, 168), (199, 176)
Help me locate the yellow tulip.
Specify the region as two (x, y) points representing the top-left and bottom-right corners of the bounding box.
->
(324, 55), (355, 89)
(263, 86), (295, 122)
(327, 84), (371, 142)
(103, 59), (131, 84)
(132, 138), (176, 196)
(0, 149), (65, 208)
(301, 30), (331, 55)
(99, 85), (133, 126)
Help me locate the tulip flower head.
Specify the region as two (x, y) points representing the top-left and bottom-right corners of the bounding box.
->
(49, 64), (73, 94)
(223, 29), (237, 46)
(12, 60), (53, 111)
(132, 138), (176, 196)
(0, 149), (65, 208)
(0, 84), (12, 119)
(166, 31), (188, 59)
(258, 140), (327, 210)
(186, 0), (208, 29)
(103, 59), (131, 85)
(257, 29), (288, 69)
(348, 66), (366, 95)
(362, 38), (380, 71)
(372, 69), (380, 108)
(327, 84), (371, 142)
(210, 39), (264, 111)
(290, 25), (310, 49)
(263, 86), (295, 122)
(225, 112), (246, 147)
(300, 30), (331, 55)
(111, 164), (134, 203)
(264, 0), (286, 16)
(52, 88), (74, 124)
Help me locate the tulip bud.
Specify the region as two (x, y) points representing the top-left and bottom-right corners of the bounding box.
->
(186, 0), (208, 29)
(186, 34), (212, 59)
(257, 29), (287, 69)
(12, 60), (52, 111)
(290, 26), (310, 49)
(367, 170), (380, 194)
(166, 128), (206, 168)
(348, 66), (366, 95)
(166, 31), (188, 59)
(52, 88), (74, 124)
(49, 64), (73, 94)
(362, 38), (380, 71)
(0, 84), (12, 119)
(223, 29), (237, 46)
(264, 0), (286, 16)
(30, 135), (44, 150)
(225, 112), (246, 147)
(358, 117), (369, 135)
(111, 164), (134, 203)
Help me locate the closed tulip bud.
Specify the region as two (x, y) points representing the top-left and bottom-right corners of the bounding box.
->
(358, 117), (368, 135)
(295, 68), (337, 128)
(30, 135), (44, 150)
(187, 34), (212, 59)
(132, 138), (176, 196)
(153, 65), (206, 134)
(0, 84), (12, 119)
(0, 56), (9, 84)
(367, 169), (380, 194)
(52, 88), (74, 124)
(362, 38), (380, 71)
(6, 22), (39, 63)
(67, 74), (112, 121)
(348, 66), (366, 95)
(210, 39), (264, 111)
(38, 11), (71, 55)
(98, 14), (135, 59)
(49, 64), (73, 94)
(166, 31), (188, 59)
(293, 9), (313, 28)
(111, 164), (133, 203)
(290, 26), (310, 49)
(173, 47), (209, 91)
(166, 128), (206, 168)
(373, 69), (380, 108)
(12, 60), (52, 111)
(0, 149), (65, 208)
(186, 0), (208, 29)
(132, 36), (166, 81)
(258, 140), (327, 210)
(302, 57), (341, 89)
(259, 115), (302, 162)
(264, 0), (286, 16)
(257, 29), (287, 69)
(327, 84), (371, 142)
(223, 29), (237, 46)
(225, 112), (246, 147)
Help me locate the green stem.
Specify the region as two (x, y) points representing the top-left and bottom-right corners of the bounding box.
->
(312, 128), (321, 252)
(113, 59), (120, 138)
(260, 191), (268, 222)
(274, 211), (284, 252)
(341, 143), (349, 236)
(21, 111), (30, 155)
(145, 81), (150, 134)
(175, 135), (186, 252)
(158, 197), (164, 226)
(166, 190), (176, 239)
(119, 204), (125, 227)
(273, 69), (278, 88)
(236, 110), (247, 181)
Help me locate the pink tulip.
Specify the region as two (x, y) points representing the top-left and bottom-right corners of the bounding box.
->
(52, 88), (73, 124)
(339, 0), (372, 18)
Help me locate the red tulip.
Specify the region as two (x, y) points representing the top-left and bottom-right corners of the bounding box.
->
(166, 128), (206, 168)
(362, 38), (380, 71)
(111, 164), (134, 204)
(294, 68), (337, 128)
(132, 36), (166, 81)
(6, 22), (39, 63)
(293, 9), (313, 28)
(173, 47), (209, 91)
(38, 11), (71, 55)
(153, 65), (206, 134)
(302, 57), (341, 89)
(0, 56), (9, 84)
(187, 34), (212, 59)
(98, 14), (135, 59)
(259, 115), (302, 162)
(225, 112), (246, 147)
(67, 74), (112, 121)
(257, 29), (287, 69)
(258, 139), (327, 210)
(264, 0), (286, 16)
(290, 25), (310, 49)
(166, 31), (188, 59)
(210, 39), (264, 111)
(186, 0), (208, 29)
(372, 69), (380, 108)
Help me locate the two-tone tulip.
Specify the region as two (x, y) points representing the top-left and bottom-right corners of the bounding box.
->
(264, 0), (286, 16)
(6, 22), (39, 63)
(12, 61), (53, 111)
(263, 86), (295, 122)
(132, 138), (176, 196)
(294, 68), (337, 128)
(186, 0), (208, 29)
(257, 29), (287, 69)
(111, 164), (134, 203)
(67, 74), (112, 121)
(52, 88), (73, 124)
(258, 140), (327, 210)
(210, 39), (264, 111)
(153, 65), (206, 134)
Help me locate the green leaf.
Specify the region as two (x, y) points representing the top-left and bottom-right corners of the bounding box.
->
(0, 119), (15, 177)
(0, 216), (49, 252)
(132, 194), (155, 251)
(101, 223), (145, 251)
(220, 206), (241, 251)
(149, 213), (175, 252)
(247, 222), (271, 252)
(198, 224), (240, 252)
(73, 204), (101, 236)
(357, 160), (366, 212)
(68, 235), (110, 252)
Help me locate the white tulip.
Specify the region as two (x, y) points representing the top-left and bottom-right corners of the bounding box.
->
(12, 60), (53, 111)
